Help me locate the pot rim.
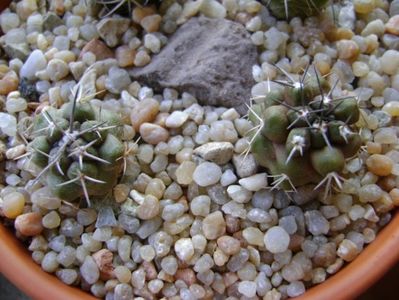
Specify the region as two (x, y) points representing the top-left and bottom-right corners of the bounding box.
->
(1, 211), (398, 300)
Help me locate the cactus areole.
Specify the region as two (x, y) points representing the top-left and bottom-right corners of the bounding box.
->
(24, 88), (124, 207)
(248, 67), (361, 194)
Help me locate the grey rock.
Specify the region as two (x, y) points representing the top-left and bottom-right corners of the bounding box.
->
(194, 142), (234, 165)
(304, 210), (330, 236)
(43, 12), (64, 31)
(130, 17), (257, 115)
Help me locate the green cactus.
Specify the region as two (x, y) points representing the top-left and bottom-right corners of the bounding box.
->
(24, 85), (125, 206)
(267, 0), (330, 19)
(247, 66), (361, 195)
(96, 0), (160, 18)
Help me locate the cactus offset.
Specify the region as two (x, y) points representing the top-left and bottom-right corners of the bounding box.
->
(22, 82), (124, 206)
(247, 66), (361, 195)
(267, 0), (330, 19)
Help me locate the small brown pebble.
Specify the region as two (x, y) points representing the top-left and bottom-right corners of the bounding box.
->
(175, 268), (196, 286)
(336, 39), (359, 60)
(235, 12), (252, 25)
(225, 215), (240, 234)
(15, 212), (43, 236)
(377, 175), (397, 192)
(223, 272), (238, 287)
(140, 14), (162, 33)
(93, 249), (114, 280)
(385, 15), (399, 36)
(366, 154), (393, 176)
(130, 98), (160, 131)
(132, 6), (157, 24)
(115, 45), (136, 68)
(389, 188), (399, 206)
(0, 71), (19, 95)
(288, 234), (305, 252)
(80, 39), (114, 61)
(366, 141), (382, 154)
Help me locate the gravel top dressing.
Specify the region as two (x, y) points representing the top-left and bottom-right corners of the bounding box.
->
(0, 0), (399, 299)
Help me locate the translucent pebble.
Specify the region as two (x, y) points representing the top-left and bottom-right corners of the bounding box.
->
(42, 211), (61, 229)
(374, 128), (397, 144)
(358, 184), (383, 203)
(278, 215), (298, 234)
(140, 245), (156, 262)
(243, 227), (264, 247)
(287, 281), (305, 297)
(194, 254), (214, 273)
(41, 251), (59, 273)
(264, 226), (290, 254)
(56, 269), (78, 285)
(60, 218), (83, 238)
(114, 266), (131, 283)
(176, 161), (196, 185)
(161, 255), (178, 275)
(193, 162), (222, 186)
(238, 281), (257, 297)
(57, 246), (76, 267)
(77, 208), (97, 226)
(174, 238), (194, 261)
(305, 210), (330, 235)
(114, 283), (133, 300)
(0, 113), (17, 136)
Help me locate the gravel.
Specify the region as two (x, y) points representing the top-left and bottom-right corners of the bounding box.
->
(1, 1), (399, 299)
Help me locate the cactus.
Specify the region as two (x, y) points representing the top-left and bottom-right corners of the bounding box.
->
(96, 0), (159, 18)
(247, 66), (361, 196)
(22, 82), (125, 206)
(267, 0), (330, 19)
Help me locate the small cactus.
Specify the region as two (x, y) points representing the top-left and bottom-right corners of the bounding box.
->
(96, 0), (160, 18)
(22, 83), (125, 206)
(247, 66), (361, 196)
(267, 0), (330, 19)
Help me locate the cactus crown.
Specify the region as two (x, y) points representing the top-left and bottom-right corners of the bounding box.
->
(20, 76), (125, 207)
(247, 66), (362, 197)
(267, 0), (330, 19)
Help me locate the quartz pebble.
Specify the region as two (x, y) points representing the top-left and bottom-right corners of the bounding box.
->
(264, 227), (290, 254)
(193, 162), (222, 186)
(15, 212), (43, 236)
(202, 211), (226, 240)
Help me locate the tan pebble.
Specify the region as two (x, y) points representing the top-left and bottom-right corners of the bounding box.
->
(140, 14), (162, 33)
(93, 249), (114, 280)
(0, 65), (9, 77)
(366, 154), (393, 176)
(336, 40), (359, 60)
(386, 16), (399, 36)
(153, 112), (169, 127)
(80, 39), (114, 61)
(377, 175), (397, 192)
(389, 188), (399, 206)
(132, 6), (157, 24)
(115, 45), (136, 68)
(15, 212), (43, 236)
(0, 72), (19, 95)
(354, 0), (375, 14)
(202, 211), (226, 240)
(2, 192), (25, 219)
(214, 248), (229, 266)
(373, 192), (394, 214)
(139, 123), (170, 145)
(366, 142), (382, 154)
(364, 34), (379, 53)
(136, 195), (160, 219)
(314, 60), (330, 76)
(174, 268), (196, 286)
(382, 101), (399, 117)
(113, 184), (130, 203)
(130, 98), (160, 131)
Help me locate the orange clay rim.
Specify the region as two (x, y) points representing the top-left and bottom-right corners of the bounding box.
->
(1, 1), (399, 299)
(0, 211), (398, 300)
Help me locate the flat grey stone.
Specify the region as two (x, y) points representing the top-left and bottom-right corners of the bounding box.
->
(130, 16), (257, 115)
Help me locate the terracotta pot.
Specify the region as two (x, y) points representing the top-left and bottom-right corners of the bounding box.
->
(0, 213), (398, 300)
(1, 1), (399, 299)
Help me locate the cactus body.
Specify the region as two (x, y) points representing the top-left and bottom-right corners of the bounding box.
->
(25, 99), (124, 205)
(268, 0), (330, 19)
(248, 70), (361, 191)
